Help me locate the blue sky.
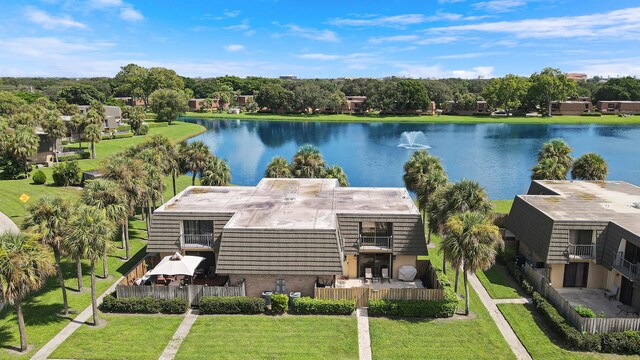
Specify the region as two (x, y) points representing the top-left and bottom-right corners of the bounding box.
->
(1, 0), (639, 78)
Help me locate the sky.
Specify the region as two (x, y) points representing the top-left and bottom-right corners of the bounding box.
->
(0, 0), (639, 79)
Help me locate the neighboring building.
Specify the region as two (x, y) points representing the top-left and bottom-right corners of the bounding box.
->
(596, 101), (640, 115)
(566, 73), (588, 81)
(32, 128), (61, 163)
(445, 100), (489, 115)
(77, 105), (122, 130)
(341, 96), (367, 114)
(507, 180), (640, 311)
(279, 75), (298, 80)
(148, 178), (427, 297)
(189, 98), (220, 111)
(113, 97), (145, 106)
(550, 100), (593, 115)
(236, 95), (254, 107)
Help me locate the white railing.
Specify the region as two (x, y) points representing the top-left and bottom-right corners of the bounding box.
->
(181, 233), (214, 248)
(568, 243), (595, 258)
(613, 251), (638, 280)
(359, 235), (392, 248)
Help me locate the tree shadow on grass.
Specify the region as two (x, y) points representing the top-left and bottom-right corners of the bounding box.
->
(0, 324), (20, 353)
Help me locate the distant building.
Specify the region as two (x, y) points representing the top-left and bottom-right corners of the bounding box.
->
(32, 128), (61, 163)
(550, 100), (592, 115)
(279, 75), (298, 80)
(77, 105), (122, 130)
(596, 101), (640, 115)
(113, 97), (145, 106)
(341, 96), (367, 114)
(189, 98), (220, 111)
(444, 100), (489, 115)
(566, 73), (588, 81)
(236, 95), (254, 107)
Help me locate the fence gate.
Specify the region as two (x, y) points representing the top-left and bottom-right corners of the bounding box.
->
(355, 288), (370, 308)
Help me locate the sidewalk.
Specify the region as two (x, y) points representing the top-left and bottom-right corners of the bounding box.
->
(356, 308), (372, 360)
(159, 309), (199, 360)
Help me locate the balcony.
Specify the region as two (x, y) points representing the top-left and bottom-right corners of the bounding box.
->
(180, 233), (214, 249)
(612, 251), (638, 281)
(567, 243), (595, 259)
(359, 235), (392, 252)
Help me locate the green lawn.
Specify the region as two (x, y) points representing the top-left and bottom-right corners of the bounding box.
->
(477, 264), (523, 299)
(184, 112), (640, 125)
(50, 314), (184, 360)
(498, 304), (636, 360)
(175, 316), (359, 360)
(492, 199), (514, 214)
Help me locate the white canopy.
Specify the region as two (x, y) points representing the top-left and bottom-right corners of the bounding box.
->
(147, 252), (205, 276)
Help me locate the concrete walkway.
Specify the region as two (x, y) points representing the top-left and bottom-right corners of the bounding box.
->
(468, 274), (532, 360)
(31, 276), (124, 360)
(356, 308), (372, 360)
(494, 298), (531, 305)
(158, 309), (199, 360)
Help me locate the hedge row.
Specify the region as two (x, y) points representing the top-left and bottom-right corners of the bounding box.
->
(110, 132), (134, 139)
(368, 297), (457, 318)
(58, 152), (90, 162)
(147, 122), (169, 128)
(581, 112), (603, 117)
(117, 124), (132, 132)
(292, 297), (355, 315)
(99, 295), (189, 314)
(199, 296), (264, 314)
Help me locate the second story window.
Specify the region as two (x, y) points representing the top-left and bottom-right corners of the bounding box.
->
(359, 222), (392, 248)
(183, 220), (213, 235)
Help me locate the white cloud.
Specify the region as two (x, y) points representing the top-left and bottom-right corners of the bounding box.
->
(570, 57), (640, 77)
(472, 0), (528, 13)
(396, 64), (495, 78)
(25, 7), (86, 29)
(225, 20), (250, 31)
(436, 51), (504, 59)
(0, 37), (114, 58)
(416, 36), (460, 45)
(224, 44), (245, 52)
(224, 10), (241, 18)
(120, 7), (143, 22)
(369, 35), (420, 44)
(299, 53), (340, 60)
(88, 0), (124, 8)
(277, 24), (339, 42)
(330, 14), (438, 27)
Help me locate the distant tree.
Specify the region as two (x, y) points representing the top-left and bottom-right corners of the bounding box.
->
(265, 156), (292, 178)
(123, 106), (146, 135)
(527, 68), (577, 115)
(42, 110), (66, 163)
(395, 79), (430, 112)
(56, 99), (79, 116)
(149, 89), (189, 124)
(0, 91), (27, 116)
(255, 84), (294, 113)
(594, 77), (640, 101)
(69, 113), (88, 149)
(56, 84), (103, 105)
(114, 64), (184, 107)
(200, 156), (231, 186)
(84, 124), (102, 159)
(571, 153), (608, 181)
(483, 74), (530, 113)
(327, 90), (348, 114)
(6, 125), (39, 178)
(454, 93), (481, 112)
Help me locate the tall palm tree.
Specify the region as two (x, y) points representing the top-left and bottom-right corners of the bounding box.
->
(70, 113), (87, 149)
(83, 124), (102, 159)
(0, 232), (54, 352)
(265, 156), (291, 178)
(82, 180), (127, 277)
(291, 144), (327, 178)
(22, 197), (71, 315)
(538, 138), (573, 169)
(11, 125), (39, 178)
(324, 165), (349, 186)
(442, 211), (501, 315)
(201, 156), (231, 186)
(42, 110), (66, 163)
(531, 158), (569, 180)
(182, 141), (213, 185)
(65, 206), (114, 326)
(403, 150), (448, 243)
(571, 152), (608, 181)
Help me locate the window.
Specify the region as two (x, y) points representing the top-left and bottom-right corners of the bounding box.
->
(359, 222), (392, 237)
(183, 220), (213, 235)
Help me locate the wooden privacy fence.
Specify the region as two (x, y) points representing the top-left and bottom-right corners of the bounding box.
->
(116, 281), (246, 306)
(314, 287), (444, 308)
(524, 263), (640, 333)
(417, 259), (443, 290)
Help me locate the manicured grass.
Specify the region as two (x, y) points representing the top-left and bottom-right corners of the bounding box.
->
(498, 304), (636, 360)
(492, 199), (514, 214)
(50, 314), (184, 360)
(184, 112), (640, 125)
(175, 316), (359, 360)
(477, 264), (522, 299)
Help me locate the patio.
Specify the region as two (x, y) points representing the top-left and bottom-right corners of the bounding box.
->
(334, 278), (425, 289)
(556, 288), (636, 318)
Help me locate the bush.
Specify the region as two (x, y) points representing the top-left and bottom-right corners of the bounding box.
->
(496, 248), (516, 265)
(137, 123), (150, 135)
(147, 122), (169, 128)
(32, 170), (46, 184)
(581, 112), (602, 117)
(52, 161), (80, 186)
(58, 152), (90, 162)
(99, 295), (188, 314)
(368, 296), (457, 318)
(601, 331), (640, 354)
(111, 132), (134, 139)
(576, 305), (596, 318)
(159, 298), (190, 314)
(198, 296), (264, 314)
(117, 124), (132, 132)
(270, 294), (289, 314)
(292, 297), (355, 315)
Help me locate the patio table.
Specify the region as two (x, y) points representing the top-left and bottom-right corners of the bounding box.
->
(616, 304), (639, 317)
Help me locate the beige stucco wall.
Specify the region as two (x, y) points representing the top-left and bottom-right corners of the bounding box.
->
(550, 263), (564, 288)
(229, 274), (333, 297)
(345, 254), (357, 278)
(586, 263), (608, 289)
(393, 255), (416, 279)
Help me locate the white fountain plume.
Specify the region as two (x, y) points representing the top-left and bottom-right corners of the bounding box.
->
(397, 131), (431, 150)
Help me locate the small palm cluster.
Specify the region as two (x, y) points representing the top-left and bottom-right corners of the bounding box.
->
(264, 144), (349, 186)
(404, 150), (501, 315)
(180, 140), (231, 187)
(531, 138), (608, 181)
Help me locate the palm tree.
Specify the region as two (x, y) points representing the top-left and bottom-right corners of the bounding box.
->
(82, 180), (127, 276)
(42, 110), (66, 163)
(291, 144), (327, 178)
(403, 150), (448, 243)
(571, 152), (608, 181)
(182, 141), (213, 185)
(324, 165), (349, 186)
(0, 232), (54, 352)
(22, 197), (71, 315)
(531, 158), (569, 180)
(442, 211), (501, 315)
(201, 156), (231, 186)
(65, 206), (114, 326)
(538, 138), (573, 169)
(69, 113), (87, 149)
(10, 125), (39, 178)
(84, 124), (102, 159)
(265, 156), (291, 178)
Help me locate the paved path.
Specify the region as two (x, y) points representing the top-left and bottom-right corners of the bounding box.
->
(31, 276), (124, 360)
(356, 308), (372, 360)
(494, 298), (531, 305)
(468, 274), (532, 360)
(158, 309), (199, 360)
(0, 210), (19, 235)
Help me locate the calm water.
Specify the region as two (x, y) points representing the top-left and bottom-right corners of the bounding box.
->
(182, 118), (640, 199)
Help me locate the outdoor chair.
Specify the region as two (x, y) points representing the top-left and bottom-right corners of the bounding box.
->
(381, 268), (390, 283)
(605, 285), (619, 301)
(365, 268), (373, 283)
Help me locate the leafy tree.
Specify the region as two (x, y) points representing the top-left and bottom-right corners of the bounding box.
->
(200, 156), (231, 186)
(182, 141), (213, 185)
(442, 211), (501, 315)
(123, 106), (146, 135)
(327, 90), (348, 114)
(527, 68), (577, 115)
(56, 99), (79, 116)
(483, 74), (530, 113)
(52, 160), (81, 186)
(149, 89), (189, 124)
(42, 110), (66, 163)
(22, 197), (71, 315)
(571, 153), (608, 181)
(84, 124), (102, 159)
(291, 144), (327, 178)
(396, 79), (430, 112)
(255, 84), (294, 113)
(265, 156), (291, 178)
(114, 64), (184, 107)
(7, 125), (39, 178)
(0, 91), (27, 116)
(56, 84), (103, 105)
(69, 113), (88, 149)
(325, 165), (349, 186)
(594, 76), (640, 101)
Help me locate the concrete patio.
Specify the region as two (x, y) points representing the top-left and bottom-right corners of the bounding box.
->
(556, 288), (635, 318)
(334, 278), (424, 289)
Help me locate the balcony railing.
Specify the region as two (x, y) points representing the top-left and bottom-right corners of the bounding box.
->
(359, 235), (392, 249)
(613, 251), (638, 281)
(568, 243), (595, 259)
(180, 233), (214, 248)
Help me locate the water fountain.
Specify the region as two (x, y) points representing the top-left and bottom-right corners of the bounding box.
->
(397, 131), (431, 150)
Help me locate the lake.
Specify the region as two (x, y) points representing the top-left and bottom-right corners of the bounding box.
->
(181, 117), (640, 199)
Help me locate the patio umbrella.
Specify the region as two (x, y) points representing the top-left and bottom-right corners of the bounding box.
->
(147, 252), (205, 276)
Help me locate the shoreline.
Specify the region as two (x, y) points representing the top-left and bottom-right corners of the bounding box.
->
(182, 112), (640, 125)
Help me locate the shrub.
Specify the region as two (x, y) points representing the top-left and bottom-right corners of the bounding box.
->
(575, 305), (596, 318)
(111, 132), (134, 139)
(270, 294), (289, 314)
(581, 112), (602, 117)
(58, 152), (90, 162)
(100, 295), (160, 314)
(117, 124), (132, 132)
(138, 123), (150, 135)
(32, 170), (46, 184)
(159, 298), (190, 314)
(496, 248), (516, 265)
(147, 122), (169, 128)
(198, 296), (264, 314)
(368, 297), (457, 318)
(601, 331), (640, 354)
(52, 160), (80, 186)
(292, 297), (355, 315)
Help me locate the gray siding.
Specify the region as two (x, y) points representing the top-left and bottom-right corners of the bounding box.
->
(148, 212), (234, 253)
(336, 214), (426, 256)
(506, 197), (555, 262)
(547, 221), (608, 263)
(216, 229), (343, 275)
(527, 181), (560, 195)
(601, 222), (640, 272)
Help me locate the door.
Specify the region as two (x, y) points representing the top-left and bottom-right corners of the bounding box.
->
(358, 254), (391, 278)
(620, 277), (633, 306)
(563, 263), (589, 287)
